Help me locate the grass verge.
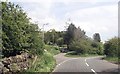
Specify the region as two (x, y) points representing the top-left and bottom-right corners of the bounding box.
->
(45, 45), (60, 55)
(104, 56), (119, 64)
(65, 51), (100, 57)
(26, 51), (56, 72)
(26, 45), (60, 73)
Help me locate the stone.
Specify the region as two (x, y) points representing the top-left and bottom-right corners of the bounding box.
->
(2, 67), (9, 73)
(9, 63), (20, 72)
(0, 62), (4, 73)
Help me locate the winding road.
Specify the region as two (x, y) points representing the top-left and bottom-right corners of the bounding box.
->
(52, 53), (119, 74)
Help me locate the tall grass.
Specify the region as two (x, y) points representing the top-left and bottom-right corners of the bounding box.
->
(104, 57), (119, 64)
(27, 51), (56, 72)
(45, 45), (60, 55)
(26, 45), (60, 72)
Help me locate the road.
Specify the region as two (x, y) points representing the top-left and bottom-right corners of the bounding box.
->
(52, 53), (119, 74)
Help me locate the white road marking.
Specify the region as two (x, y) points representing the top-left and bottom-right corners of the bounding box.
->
(91, 69), (97, 74)
(85, 59), (89, 66)
(86, 58), (97, 74)
(53, 58), (78, 72)
(85, 63), (89, 66)
(53, 55), (101, 73)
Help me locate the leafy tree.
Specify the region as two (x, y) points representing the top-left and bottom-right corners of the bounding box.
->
(69, 39), (88, 54)
(104, 37), (119, 57)
(44, 29), (65, 46)
(74, 27), (86, 41)
(64, 22), (103, 55)
(44, 31), (53, 44)
(56, 38), (64, 47)
(93, 33), (101, 42)
(2, 2), (44, 57)
(64, 23), (77, 49)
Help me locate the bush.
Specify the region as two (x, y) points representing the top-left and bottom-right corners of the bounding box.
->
(27, 51), (56, 72)
(56, 38), (64, 47)
(69, 40), (88, 54)
(91, 42), (98, 48)
(104, 37), (119, 57)
(68, 39), (104, 55)
(45, 45), (60, 55)
(2, 2), (44, 57)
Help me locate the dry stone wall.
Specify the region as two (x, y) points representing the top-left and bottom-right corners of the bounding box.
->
(0, 53), (34, 74)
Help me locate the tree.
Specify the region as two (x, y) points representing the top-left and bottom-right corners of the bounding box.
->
(69, 40), (88, 54)
(44, 31), (53, 44)
(64, 23), (77, 49)
(64, 22), (103, 55)
(74, 27), (86, 41)
(2, 2), (44, 57)
(104, 37), (119, 57)
(56, 38), (64, 47)
(93, 33), (101, 42)
(2, 2), (30, 56)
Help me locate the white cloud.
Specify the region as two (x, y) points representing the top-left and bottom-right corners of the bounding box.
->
(7, 0), (118, 41)
(8, 0), (119, 3)
(65, 5), (118, 41)
(27, 3), (118, 41)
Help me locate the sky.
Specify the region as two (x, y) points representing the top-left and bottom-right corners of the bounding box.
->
(5, 0), (119, 42)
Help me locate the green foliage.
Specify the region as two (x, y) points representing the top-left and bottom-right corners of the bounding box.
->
(65, 51), (99, 57)
(26, 45), (59, 72)
(93, 33), (101, 42)
(69, 40), (87, 54)
(69, 38), (104, 55)
(56, 37), (64, 46)
(91, 42), (98, 48)
(104, 56), (119, 64)
(27, 51), (56, 72)
(64, 23), (86, 50)
(63, 23), (104, 55)
(64, 23), (77, 46)
(104, 37), (119, 57)
(44, 29), (65, 46)
(2, 2), (44, 57)
(45, 45), (60, 55)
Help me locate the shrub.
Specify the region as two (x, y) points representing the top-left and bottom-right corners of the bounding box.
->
(69, 39), (104, 55)
(27, 51), (56, 72)
(69, 40), (88, 54)
(2, 2), (44, 57)
(104, 37), (119, 57)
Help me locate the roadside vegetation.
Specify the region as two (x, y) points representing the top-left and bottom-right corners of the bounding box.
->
(26, 51), (56, 72)
(1, 2), (60, 73)
(104, 37), (119, 64)
(63, 23), (104, 57)
(0, 1), (119, 73)
(65, 51), (100, 57)
(44, 45), (60, 55)
(26, 45), (60, 72)
(64, 24), (119, 64)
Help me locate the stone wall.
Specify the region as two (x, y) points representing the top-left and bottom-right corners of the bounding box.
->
(0, 53), (34, 74)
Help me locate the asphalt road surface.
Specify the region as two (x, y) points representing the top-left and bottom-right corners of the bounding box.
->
(52, 53), (119, 74)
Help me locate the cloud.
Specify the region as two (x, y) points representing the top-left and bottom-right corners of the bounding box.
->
(6, 0), (118, 42)
(65, 4), (118, 41)
(8, 0), (119, 2)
